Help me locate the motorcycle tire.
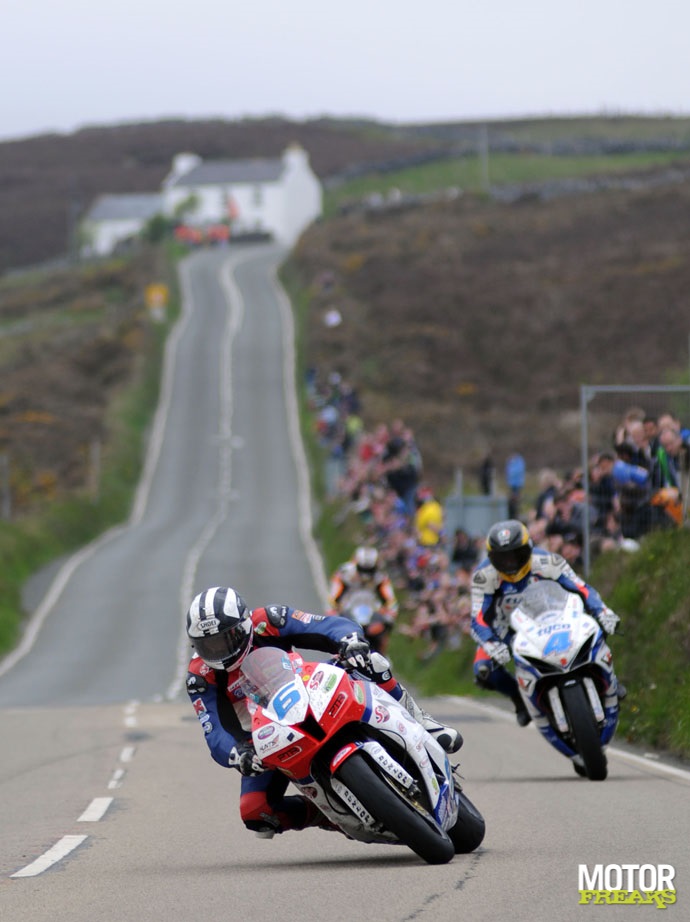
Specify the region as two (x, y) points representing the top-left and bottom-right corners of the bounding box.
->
(335, 751), (455, 865)
(448, 787), (485, 853)
(560, 681), (608, 781)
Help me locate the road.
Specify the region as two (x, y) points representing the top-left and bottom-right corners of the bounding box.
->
(0, 245), (688, 921)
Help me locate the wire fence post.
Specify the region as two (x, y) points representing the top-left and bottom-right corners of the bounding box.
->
(0, 452), (10, 520)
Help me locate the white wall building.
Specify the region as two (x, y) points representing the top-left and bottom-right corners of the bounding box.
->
(161, 144), (322, 245)
(80, 144), (323, 257)
(80, 193), (162, 257)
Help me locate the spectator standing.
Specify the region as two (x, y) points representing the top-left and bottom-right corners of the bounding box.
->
(505, 453), (526, 519)
(380, 423), (422, 517)
(479, 456), (495, 495)
(414, 487), (444, 548)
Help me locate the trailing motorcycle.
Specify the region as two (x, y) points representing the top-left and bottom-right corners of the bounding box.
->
(239, 646), (485, 864)
(340, 588), (394, 654)
(510, 581), (620, 780)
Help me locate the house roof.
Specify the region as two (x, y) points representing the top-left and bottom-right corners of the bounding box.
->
(86, 193), (163, 221)
(169, 158), (284, 187)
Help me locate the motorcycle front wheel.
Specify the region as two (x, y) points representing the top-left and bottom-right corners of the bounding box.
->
(561, 681), (608, 781)
(335, 751), (455, 864)
(448, 786), (485, 853)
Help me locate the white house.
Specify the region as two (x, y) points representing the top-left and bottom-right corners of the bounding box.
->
(80, 193), (163, 257)
(161, 144), (322, 245)
(80, 144), (323, 257)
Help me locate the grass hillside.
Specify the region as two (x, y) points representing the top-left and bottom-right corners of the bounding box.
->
(290, 169), (690, 489)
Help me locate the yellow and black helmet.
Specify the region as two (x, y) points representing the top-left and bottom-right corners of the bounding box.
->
(486, 520), (533, 582)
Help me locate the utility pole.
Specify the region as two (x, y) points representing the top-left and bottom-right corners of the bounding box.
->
(479, 124), (490, 193)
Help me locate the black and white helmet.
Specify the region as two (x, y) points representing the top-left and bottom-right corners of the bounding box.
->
(354, 546), (379, 575)
(186, 587), (253, 670)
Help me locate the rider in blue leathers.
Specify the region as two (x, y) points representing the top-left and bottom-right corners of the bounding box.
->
(470, 520), (624, 739)
(186, 586), (462, 838)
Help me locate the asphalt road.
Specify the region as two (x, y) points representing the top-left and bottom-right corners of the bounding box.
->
(0, 245), (688, 921)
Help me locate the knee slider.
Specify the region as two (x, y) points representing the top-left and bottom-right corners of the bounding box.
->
(474, 662), (493, 689)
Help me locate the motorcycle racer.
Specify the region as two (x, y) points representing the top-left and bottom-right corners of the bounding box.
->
(186, 585), (461, 838)
(327, 546), (398, 654)
(470, 520), (625, 728)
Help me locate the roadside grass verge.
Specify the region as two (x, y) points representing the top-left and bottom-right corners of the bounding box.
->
(0, 250), (180, 656)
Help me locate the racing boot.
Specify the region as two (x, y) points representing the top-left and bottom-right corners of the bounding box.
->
(302, 800), (340, 833)
(398, 685), (463, 753)
(511, 692), (531, 727)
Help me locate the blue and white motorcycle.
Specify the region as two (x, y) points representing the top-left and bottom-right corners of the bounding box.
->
(509, 581), (620, 780)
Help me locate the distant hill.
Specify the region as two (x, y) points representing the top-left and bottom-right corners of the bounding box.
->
(0, 117), (444, 272)
(289, 169), (690, 487)
(3, 114), (690, 273)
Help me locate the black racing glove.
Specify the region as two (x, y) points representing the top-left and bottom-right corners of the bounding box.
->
(228, 740), (265, 776)
(338, 631), (373, 672)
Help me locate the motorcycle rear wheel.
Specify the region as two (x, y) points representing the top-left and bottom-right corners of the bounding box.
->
(336, 751), (455, 864)
(561, 682), (608, 781)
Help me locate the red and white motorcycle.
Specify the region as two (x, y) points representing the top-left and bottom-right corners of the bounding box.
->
(240, 647), (485, 865)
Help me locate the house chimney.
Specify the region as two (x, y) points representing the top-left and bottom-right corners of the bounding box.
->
(164, 152), (202, 187)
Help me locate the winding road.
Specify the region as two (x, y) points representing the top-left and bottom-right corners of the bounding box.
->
(0, 245), (688, 922)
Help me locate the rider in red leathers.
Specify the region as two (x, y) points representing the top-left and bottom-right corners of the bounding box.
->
(186, 586), (461, 838)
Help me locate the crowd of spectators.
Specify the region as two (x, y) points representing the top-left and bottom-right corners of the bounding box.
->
(527, 406), (690, 569)
(308, 372), (690, 659)
(309, 370), (481, 661)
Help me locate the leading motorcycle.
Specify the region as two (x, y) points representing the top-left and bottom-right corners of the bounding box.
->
(239, 646), (485, 864)
(510, 580), (620, 780)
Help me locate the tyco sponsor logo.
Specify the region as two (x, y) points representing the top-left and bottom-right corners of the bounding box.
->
(578, 864), (676, 909)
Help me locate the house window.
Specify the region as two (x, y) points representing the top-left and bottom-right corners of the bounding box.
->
(253, 185), (263, 206)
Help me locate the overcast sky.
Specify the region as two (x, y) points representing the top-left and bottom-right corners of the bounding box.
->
(2, 0), (689, 142)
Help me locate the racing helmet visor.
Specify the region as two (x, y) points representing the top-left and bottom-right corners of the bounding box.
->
(192, 620), (252, 669)
(488, 543), (532, 576)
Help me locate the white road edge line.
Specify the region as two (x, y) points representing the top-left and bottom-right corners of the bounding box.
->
(77, 797), (113, 822)
(11, 835), (88, 878)
(271, 264), (330, 606)
(448, 694), (690, 782)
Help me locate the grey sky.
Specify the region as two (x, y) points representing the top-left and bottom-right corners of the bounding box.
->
(2, 0), (689, 142)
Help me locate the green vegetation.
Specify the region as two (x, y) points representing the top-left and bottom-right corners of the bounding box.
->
(324, 150), (690, 216)
(0, 251), (180, 654)
(591, 530), (690, 757)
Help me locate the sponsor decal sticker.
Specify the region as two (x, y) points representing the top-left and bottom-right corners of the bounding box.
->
(309, 670), (325, 690)
(258, 725), (276, 740)
(578, 864), (676, 908)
